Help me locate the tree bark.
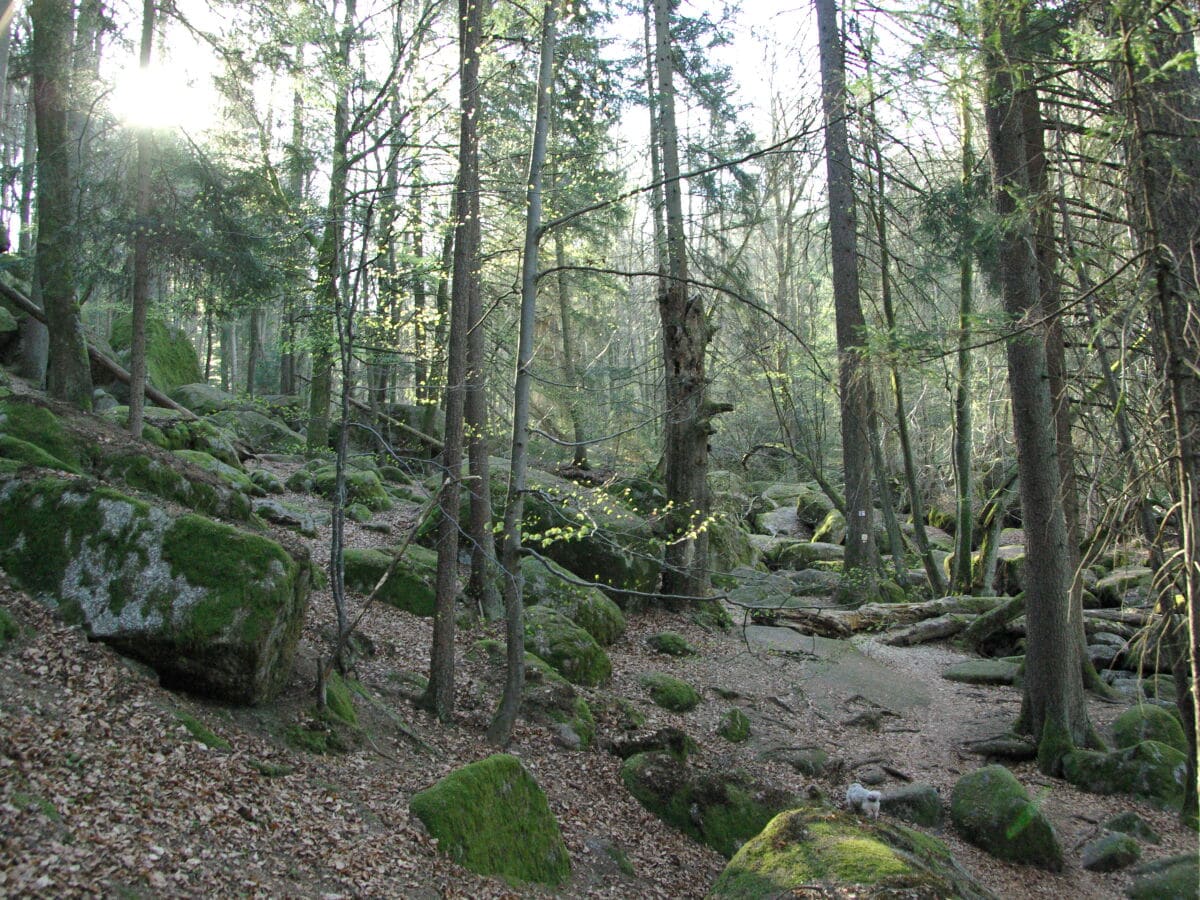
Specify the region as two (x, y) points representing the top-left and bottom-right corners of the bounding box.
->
(128, 0), (156, 439)
(816, 0), (878, 586)
(30, 0), (92, 409)
(489, 0), (559, 748)
(981, 0), (1091, 773)
(653, 0), (717, 602)
(421, 0), (482, 721)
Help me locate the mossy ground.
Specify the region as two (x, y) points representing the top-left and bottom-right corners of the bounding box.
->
(409, 753), (571, 886)
(0, 399), (84, 473)
(647, 631), (695, 656)
(175, 711), (232, 750)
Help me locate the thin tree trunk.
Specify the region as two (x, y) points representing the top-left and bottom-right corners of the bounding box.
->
(17, 81), (48, 384)
(127, 0), (156, 438)
(816, 0), (878, 589)
(30, 0), (92, 409)
(421, 0), (482, 721)
(489, 0), (559, 748)
(554, 233), (587, 467)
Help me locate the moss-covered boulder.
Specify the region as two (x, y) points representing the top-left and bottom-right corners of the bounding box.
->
(642, 672), (701, 712)
(621, 751), (795, 858)
(311, 465), (392, 511)
(1062, 741), (1187, 809)
(718, 708), (750, 743)
(104, 406), (240, 467)
(110, 314), (202, 394)
(168, 383), (246, 415)
(100, 449), (252, 522)
(470, 640), (595, 748)
(1102, 810), (1161, 844)
(879, 783), (943, 828)
(950, 765), (1063, 870)
(524, 473), (660, 605)
(524, 605), (611, 686)
(709, 806), (991, 899)
(253, 498), (318, 537)
(342, 545), (438, 617)
(517, 555), (626, 646)
(811, 509), (847, 545)
(1112, 704), (1187, 754)
(409, 754), (570, 886)
(763, 540), (844, 571)
(708, 516), (760, 574)
(1126, 853), (1199, 900)
(173, 449), (261, 496)
(646, 631), (696, 656)
(1080, 832), (1141, 872)
(1096, 566), (1154, 607)
(0, 398), (84, 474)
(0, 477), (310, 704)
(210, 409), (305, 454)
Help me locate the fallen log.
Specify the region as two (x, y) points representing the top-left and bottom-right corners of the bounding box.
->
(849, 595), (1002, 630)
(1085, 608), (1153, 627)
(884, 613), (976, 647)
(0, 278), (197, 420)
(961, 593), (1024, 654)
(777, 609), (852, 639)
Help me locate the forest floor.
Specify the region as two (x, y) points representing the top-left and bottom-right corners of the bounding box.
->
(1, 452), (1197, 899)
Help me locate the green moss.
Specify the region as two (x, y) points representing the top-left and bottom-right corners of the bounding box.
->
(1037, 717), (1076, 775)
(518, 556), (626, 645)
(0, 606), (19, 647)
(175, 711), (232, 750)
(525, 605), (611, 686)
(173, 449), (257, 495)
(0, 400), (83, 472)
(950, 765), (1063, 870)
(620, 752), (791, 859)
(547, 696), (596, 748)
(1113, 704), (1187, 754)
(249, 759), (295, 777)
(641, 673), (700, 712)
(718, 708), (751, 742)
(1062, 740), (1187, 809)
(312, 466), (392, 511)
(1127, 854), (1199, 900)
(604, 844), (635, 876)
(11, 791), (61, 822)
(285, 722), (353, 755)
(110, 314), (202, 393)
(343, 545), (437, 617)
(161, 514), (296, 644)
(711, 808), (987, 899)
(409, 754), (570, 886)
(646, 631), (695, 656)
(324, 672), (358, 726)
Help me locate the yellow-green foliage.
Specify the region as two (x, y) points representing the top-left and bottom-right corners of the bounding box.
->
(409, 754), (571, 886)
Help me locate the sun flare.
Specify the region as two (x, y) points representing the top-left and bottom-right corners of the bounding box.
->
(110, 64), (219, 133)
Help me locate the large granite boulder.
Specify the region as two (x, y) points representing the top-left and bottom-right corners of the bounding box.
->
(621, 751), (795, 858)
(1112, 704), (1187, 754)
(1062, 741), (1187, 809)
(524, 605), (611, 686)
(0, 475), (310, 704)
(409, 754), (570, 886)
(109, 314), (202, 394)
(516, 555), (626, 646)
(342, 545), (438, 617)
(709, 806), (991, 899)
(210, 409), (305, 454)
(950, 765), (1063, 870)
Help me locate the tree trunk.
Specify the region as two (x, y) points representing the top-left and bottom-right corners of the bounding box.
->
(127, 0), (156, 439)
(653, 0), (718, 602)
(421, 0), (482, 721)
(30, 0), (92, 409)
(307, 0), (355, 457)
(981, 0), (1091, 773)
(1115, 1), (1200, 828)
(489, 0), (559, 748)
(816, 0), (877, 587)
(952, 46), (975, 594)
(554, 234), (588, 468)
